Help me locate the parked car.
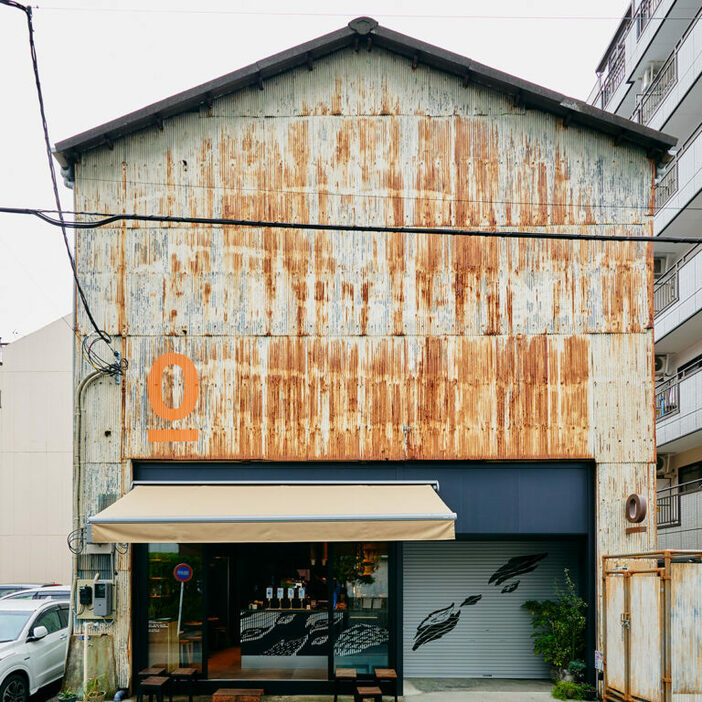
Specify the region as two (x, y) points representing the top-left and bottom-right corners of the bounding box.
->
(0, 599), (69, 702)
(0, 587), (70, 602)
(0, 585), (56, 600)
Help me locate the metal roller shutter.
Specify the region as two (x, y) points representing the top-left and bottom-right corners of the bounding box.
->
(403, 540), (581, 678)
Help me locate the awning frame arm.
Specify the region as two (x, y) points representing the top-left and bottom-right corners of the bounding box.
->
(130, 479), (441, 491)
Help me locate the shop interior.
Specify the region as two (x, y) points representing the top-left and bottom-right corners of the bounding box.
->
(145, 542), (391, 681)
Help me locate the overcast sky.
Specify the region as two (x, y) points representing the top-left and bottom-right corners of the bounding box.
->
(0, 0), (629, 341)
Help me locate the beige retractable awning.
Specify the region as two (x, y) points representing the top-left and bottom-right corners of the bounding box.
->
(89, 483), (456, 543)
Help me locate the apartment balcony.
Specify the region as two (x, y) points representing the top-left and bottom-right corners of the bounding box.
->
(658, 479), (702, 549)
(654, 123), (702, 236)
(656, 370), (702, 451)
(589, 0), (699, 117)
(654, 244), (702, 341)
(631, 7), (702, 142)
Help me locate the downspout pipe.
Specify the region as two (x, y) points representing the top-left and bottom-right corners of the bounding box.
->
(113, 690), (128, 702)
(66, 369), (103, 678)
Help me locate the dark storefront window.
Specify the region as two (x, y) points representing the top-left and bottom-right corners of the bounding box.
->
(207, 543), (330, 680)
(141, 542), (391, 682)
(147, 544), (204, 671)
(332, 543), (389, 673)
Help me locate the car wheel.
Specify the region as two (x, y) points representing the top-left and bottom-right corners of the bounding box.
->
(0, 674), (28, 702)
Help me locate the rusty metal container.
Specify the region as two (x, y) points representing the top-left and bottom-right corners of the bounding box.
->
(603, 550), (702, 702)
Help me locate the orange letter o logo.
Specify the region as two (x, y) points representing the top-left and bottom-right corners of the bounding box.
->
(147, 353), (199, 442)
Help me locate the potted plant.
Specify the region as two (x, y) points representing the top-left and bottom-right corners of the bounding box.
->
(522, 569), (587, 682)
(58, 688), (78, 702)
(84, 676), (106, 702)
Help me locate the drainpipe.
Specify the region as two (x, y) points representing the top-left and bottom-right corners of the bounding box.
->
(66, 370), (103, 680)
(83, 619), (89, 694)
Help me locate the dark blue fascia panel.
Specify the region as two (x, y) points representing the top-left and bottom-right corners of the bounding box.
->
(134, 461), (592, 535)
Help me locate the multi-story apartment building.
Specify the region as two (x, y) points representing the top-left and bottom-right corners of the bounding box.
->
(589, 0), (702, 548)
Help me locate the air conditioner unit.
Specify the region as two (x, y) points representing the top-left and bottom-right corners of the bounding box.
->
(655, 353), (673, 378)
(641, 62), (662, 93)
(656, 453), (673, 477)
(653, 256), (668, 279)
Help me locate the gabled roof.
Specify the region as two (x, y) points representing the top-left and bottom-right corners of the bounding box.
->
(54, 16), (676, 169)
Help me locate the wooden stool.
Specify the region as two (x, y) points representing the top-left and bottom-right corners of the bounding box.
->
(354, 685), (383, 702)
(334, 668), (357, 702)
(374, 667), (398, 702)
(137, 676), (171, 702)
(212, 688), (264, 702)
(179, 638), (194, 665)
(171, 667), (197, 702)
(138, 668), (166, 682)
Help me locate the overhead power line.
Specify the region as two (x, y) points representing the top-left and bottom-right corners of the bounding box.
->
(29, 6), (702, 21)
(1, 206), (700, 245)
(0, 0), (125, 376)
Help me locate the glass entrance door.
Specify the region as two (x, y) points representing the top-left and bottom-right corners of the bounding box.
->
(332, 542), (390, 673)
(146, 544), (204, 672)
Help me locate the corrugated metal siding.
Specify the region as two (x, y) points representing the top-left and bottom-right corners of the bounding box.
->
(123, 334), (593, 461)
(671, 563), (702, 697)
(403, 540), (580, 678)
(629, 574), (662, 702)
(116, 332), (654, 463)
(595, 463), (657, 559)
(70, 45), (658, 682)
(73, 48), (655, 466)
(78, 227), (651, 339)
(605, 574), (627, 695)
(595, 462), (657, 655)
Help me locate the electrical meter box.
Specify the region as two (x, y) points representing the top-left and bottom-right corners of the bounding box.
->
(76, 579), (113, 619)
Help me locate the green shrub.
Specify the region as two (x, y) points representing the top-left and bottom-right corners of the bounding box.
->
(552, 681), (584, 700)
(522, 569), (587, 669)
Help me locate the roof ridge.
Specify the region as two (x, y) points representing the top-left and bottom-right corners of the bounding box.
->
(53, 16), (676, 170)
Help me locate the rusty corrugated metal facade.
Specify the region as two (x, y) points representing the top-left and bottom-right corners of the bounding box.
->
(72, 47), (657, 684)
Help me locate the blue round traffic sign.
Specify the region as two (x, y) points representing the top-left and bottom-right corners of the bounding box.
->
(173, 563), (193, 582)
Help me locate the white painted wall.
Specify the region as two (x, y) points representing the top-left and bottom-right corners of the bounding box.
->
(0, 316), (73, 584)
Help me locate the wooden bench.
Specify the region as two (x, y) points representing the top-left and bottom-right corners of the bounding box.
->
(171, 667), (197, 702)
(354, 685), (383, 702)
(334, 668), (357, 702)
(374, 667), (399, 702)
(137, 676), (171, 702)
(212, 688), (264, 702)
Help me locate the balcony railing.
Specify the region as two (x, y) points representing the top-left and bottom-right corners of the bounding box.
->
(654, 244), (702, 318)
(658, 486), (681, 529)
(635, 0), (664, 39)
(654, 267), (679, 316)
(657, 479), (702, 549)
(632, 7), (702, 125)
(656, 162), (678, 210)
(656, 376), (680, 421)
(633, 54), (677, 125)
(598, 48), (626, 109)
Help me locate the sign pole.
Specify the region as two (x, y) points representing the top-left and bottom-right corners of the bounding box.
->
(177, 581), (185, 641)
(173, 562), (193, 664)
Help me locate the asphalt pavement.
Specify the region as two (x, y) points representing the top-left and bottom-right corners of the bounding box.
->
(41, 678), (556, 702)
(261, 678), (556, 701)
